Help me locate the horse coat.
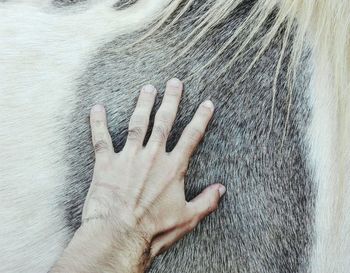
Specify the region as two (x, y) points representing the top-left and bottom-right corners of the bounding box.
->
(1, 0), (349, 272)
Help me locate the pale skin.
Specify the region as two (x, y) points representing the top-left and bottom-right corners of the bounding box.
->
(51, 78), (226, 273)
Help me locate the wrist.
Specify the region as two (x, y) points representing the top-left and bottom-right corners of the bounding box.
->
(51, 219), (152, 273)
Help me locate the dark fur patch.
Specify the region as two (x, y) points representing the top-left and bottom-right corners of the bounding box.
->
(113, 0), (138, 10)
(63, 0), (315, 272)
(52, 0), (86, 7)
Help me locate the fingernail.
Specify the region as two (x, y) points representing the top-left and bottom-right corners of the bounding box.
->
(219, 185), (226, 197)
(202, 100), (214, 110)
(168, 78), (181, 88)
(143, 84), (155, 93)
(91, 104), (105, 112)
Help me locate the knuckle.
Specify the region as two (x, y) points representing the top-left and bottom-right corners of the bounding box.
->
(128, 115), (148, 141)
(151, 125), (169, 143)
(94, 140), (109, 153)
(127, 126), (145, 141)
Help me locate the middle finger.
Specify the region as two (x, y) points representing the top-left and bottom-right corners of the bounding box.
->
(147, 78), (183, 150)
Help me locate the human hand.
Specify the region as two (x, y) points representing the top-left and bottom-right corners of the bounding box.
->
(51, 78), (225, 273)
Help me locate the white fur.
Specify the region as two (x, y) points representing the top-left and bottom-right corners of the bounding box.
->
(1, 0), (349, 272)
(308, 48), (350, 273)
(0, 1), (170, 272)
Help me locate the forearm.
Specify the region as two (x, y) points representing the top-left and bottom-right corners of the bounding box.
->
(50, 222), (152, 273)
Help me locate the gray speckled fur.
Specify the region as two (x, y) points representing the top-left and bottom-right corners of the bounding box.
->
(53, 0), (137, 9)
(63, 0), (315, 272)
(113, 0), (138, 10)
(53, 0), (85, 7)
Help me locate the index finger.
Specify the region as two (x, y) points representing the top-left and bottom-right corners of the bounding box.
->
(90, 105), (114, 159)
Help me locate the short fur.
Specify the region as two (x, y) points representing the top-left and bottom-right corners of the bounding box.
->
(0, 0), (349, 272)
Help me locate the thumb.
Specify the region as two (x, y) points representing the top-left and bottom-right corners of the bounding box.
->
(187, 183), (226, 223)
